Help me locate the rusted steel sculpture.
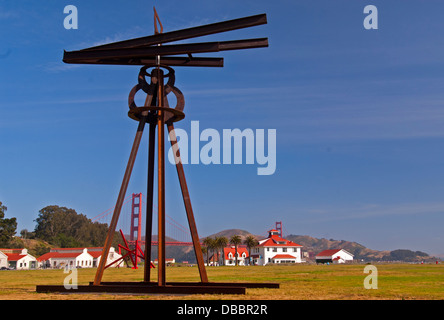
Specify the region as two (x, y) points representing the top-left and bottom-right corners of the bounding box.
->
(103, 230), (150, 270)
(37, 9), (276, 295)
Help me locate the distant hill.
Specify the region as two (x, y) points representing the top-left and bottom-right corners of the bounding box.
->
(203, 229), (261, 241)
(285, 234), (434, 262)
(284, 234), (389, 261)
(201, 230), (437, 263)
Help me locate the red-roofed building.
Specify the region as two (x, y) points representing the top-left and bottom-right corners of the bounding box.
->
(250, 229), (303, 265)
(315, 249), (354, 264)
(37, 247), (123, 269)
(0, 248), (37, 269)
(0, 251), (7, 269)
(208, 246), (249, 266)
(224, 246), (249, 266)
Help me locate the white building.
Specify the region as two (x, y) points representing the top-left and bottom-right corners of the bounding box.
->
(154, 258), (176, 265)
(250, 229), (303, 265)
(0, 248), (38, 269)
(88, 247), (124, 268)
(315, 249), (354, 264)
(224, 246), (249, 266)
(0, 251), (7, 269)
(37, 247), (123, 269)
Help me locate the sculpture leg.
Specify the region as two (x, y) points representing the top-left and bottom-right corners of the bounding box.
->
(155, 69), (167, 287)
(144, 121), (156, 282)
(167, 123), (209, 283)
(94, 114), (148, 285)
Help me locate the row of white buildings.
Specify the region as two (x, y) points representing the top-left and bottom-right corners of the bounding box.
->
(0, 230), (354, 269)
(0, 247), (124, 270)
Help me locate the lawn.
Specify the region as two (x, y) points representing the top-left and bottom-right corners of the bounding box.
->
(0, 264), (443, 300)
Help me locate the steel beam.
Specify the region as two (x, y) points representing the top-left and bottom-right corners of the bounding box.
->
(93, 113), (147, 285)
(63, 38), (268, 62)
(79, 13), (267, 51)
(62, 56), (224, 67)
(36, 284), (246, 295)
(94, 281), (280, 289)
(155, 68), (166, 287)
(143, 122), (156, 282)
(167, 123), (208, 283)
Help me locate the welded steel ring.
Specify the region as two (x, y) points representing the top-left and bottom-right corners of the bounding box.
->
(128, 106), (185, 123)
(138, 65), (176, 94)
(137, 66), (154, 94)
(128, 83), (149, 110)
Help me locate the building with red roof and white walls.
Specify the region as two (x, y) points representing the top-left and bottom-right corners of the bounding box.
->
(0, 248), (37, 269)
(208, 246), (250, 266)
(37, 247), (123, 269)
(224, 246), (249, 266)
(315, 249), (354, 264)
(250, 229), (303, 265)
(0, 251), (7, 269)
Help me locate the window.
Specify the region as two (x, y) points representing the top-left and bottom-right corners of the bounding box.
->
(273, 248), (277, 252)
(283, 248), (287, 252)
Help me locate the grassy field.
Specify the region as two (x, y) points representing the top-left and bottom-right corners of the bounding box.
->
(0, 264), (443, 300)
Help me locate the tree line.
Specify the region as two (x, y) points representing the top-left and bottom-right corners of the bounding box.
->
(0, 201), (17, 247)
(0, 201), (121, 256)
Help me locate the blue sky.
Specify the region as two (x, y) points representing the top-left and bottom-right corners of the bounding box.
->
(1, 0), (444, 256)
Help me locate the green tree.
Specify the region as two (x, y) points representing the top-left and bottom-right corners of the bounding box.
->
(244, 235), (258, 265)
(0, 201), (17, 247)
(33, 205), (108, 248)
(229, 235), (242, 266)
(202, 237), (216, 266)
(215, 236), (228, 266)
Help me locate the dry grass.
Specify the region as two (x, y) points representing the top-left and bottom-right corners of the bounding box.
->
(0, 263), (443, 300)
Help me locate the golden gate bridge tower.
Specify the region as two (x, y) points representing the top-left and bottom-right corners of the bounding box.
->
(130, 193), (142, 244)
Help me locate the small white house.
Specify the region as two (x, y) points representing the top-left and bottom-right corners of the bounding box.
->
(87, 247), (123, 268)
(315, 249), (354, 264)
(0, 251), (9, 269)
(250, 229), (303, 265)
(224, 246), (249, 266)
(154, 258), (176, 265)
(208, 247), (249, 266)
(0, 248), (38, 269)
